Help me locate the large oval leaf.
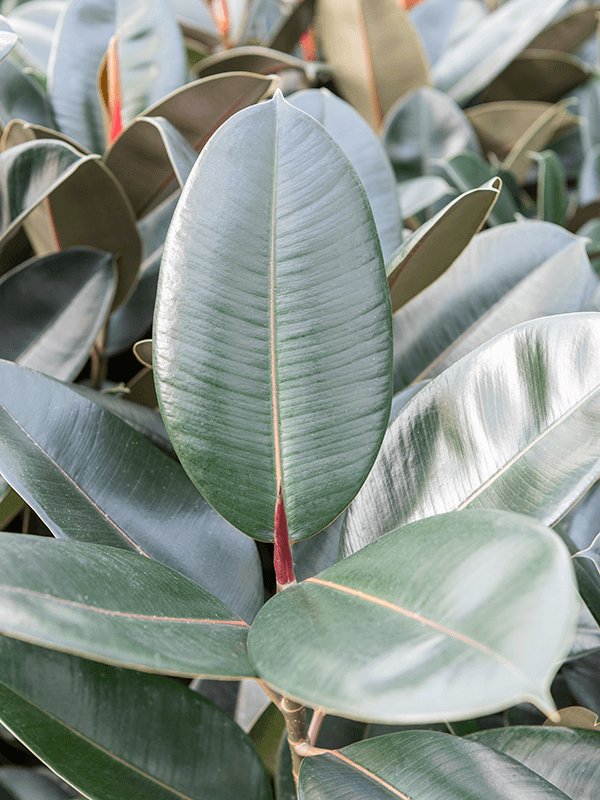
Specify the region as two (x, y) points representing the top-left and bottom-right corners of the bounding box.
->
(249, 509), (577, 723)
(344, 313), (600, 555)
(0, 58), (55, 130)
(0, 247), (115, 381)
(391, 221), (595, 391)
(299, 730), (571, 799)
(154, 91), (392, 543)
(0, 534), (254, 678)
(317, 0), (430, 129)
(0, 637), (271, 800)
(287, 88), (401, 262)
(467, 726), (600, 799)
(0, 360), (263, 622)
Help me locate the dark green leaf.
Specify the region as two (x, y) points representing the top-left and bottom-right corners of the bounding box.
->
(467, 726), (600, 799)
(250, 509), (577, 724)
(0, 638), (272, 800)
(154, 91), (392, 542)
(533, 151), (567, 225)
(345, 314), (600, 555)
(0, 58), (55, 129)
(0, 360), (263, 622)
(299, 730), (570, 799)
(0, 248), (115, 380)
(0, 534), (254, 678)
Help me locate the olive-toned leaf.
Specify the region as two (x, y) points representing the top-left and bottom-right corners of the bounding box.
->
(0, 248), (115, 381)
(344, 314), (600, 555)
(382, 86), (480, 182)
(0, 139), (140, 308)
(133, 338), (152, 368)
(533, 150), (567, 225)
(0, 766), (78, 800)
(1, 119), (90, 154)
(115, 0), (186, 128)
(397, 175), (457, 220)
(317, 0), (430, 130)
(467, 726), (600, 800)
(0, 58), (54, 129)
(0, 360), (264, 622)
(387, 179), (500, 313)
(299, 730), (571, 799)
(265, 0), (315, 54)
(288, 88), (401, 261)
(433, 151), (519, 226)
(193, 45), (312, 81)
(466, 100), (578, 162)
(433, 0), (572, 104)
(409, 0), (459, 67)
(0, 638), (272, 800)
(528, 4), (600, 54)
(0, 481), (22, 531)
(249, 509), (577, 723)
(0, 534), (254, 678)
(503, 100), (577, 184)
(480, 50), (593, 105)
(136, 72), (274, 151)
(544, 707), (599, 730)
(154, 91), (392, 543)
(104, 115), (196, 217)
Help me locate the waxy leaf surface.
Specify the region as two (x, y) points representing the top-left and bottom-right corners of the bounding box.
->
(345, 314), (600, 555)
(0, 638), (271, 800)
(0, 534), (254, 678)
(249, 509), (577, 723)
(154, 92), (392, 542)
(299, 730), (571, 799)
(0, 360), (263, 621)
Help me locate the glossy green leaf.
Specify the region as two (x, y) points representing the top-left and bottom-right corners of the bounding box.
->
(480, 50), (593, 105)
(533, 150), (567, 225)
(434, 151), (520, 225)
(0, 767), (77, 800)
(115, 0), (186, 127)
(317, 0), (430, 130)
(287, 88), (401, 262)
(0, 58), (54, 129)
(104, 115), (196, 217)
(391, 221), (595, 391)
(0, 248), (115, 380)
(386, 178), (500, 313)
(562, 651), (600, 716)
(154, 91), (392, 543)
(0, 534), (254, 678)
(0, 637), (272, 800)
(299, 730), (571, 799)
(0, 360), (263, 622)
(249, 509), (577, 723)
(467, 726), (600, 799)
(345, 313), (600, 555)
(382, 86), (481, 183)
(433, 0), (572, 104)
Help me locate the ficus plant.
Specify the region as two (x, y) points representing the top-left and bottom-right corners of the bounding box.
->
(1, 0), (600, 799)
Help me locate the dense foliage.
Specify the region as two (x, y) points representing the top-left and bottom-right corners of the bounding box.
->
(0, 0), (599, 798)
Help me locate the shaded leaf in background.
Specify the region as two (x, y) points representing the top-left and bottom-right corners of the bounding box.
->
(433, 0), (572, 105)
(0, 360), (263, 622)
(467, 726), (600, 800)
(249, 509), (577, 723)
(382, 86), (481, 182)
(532, 150), (567, 225)
(288, 88), (401, 261)
(397, 175), (457, 220)
(0, 248), (115, 381)
(386, 178), (500, 313)
(0, 30), (17, 62)
(317, 0), (430, 129)
(154, 92), (392, 543)
(391, 221), (592, 390)
(409, 0), (459, 67)
(0, 534), (254, 678)
(193, 45), (315, 83)
(0, 58), (55, 129)
(299, 730), (571, 799)
(0, 637), (272, 800)
(344, 313), (600, 555)
(528, 3), (600, 55)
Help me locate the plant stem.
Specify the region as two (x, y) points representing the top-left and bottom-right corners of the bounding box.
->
(307, 709), (325, 746)
(90, 323), (109, 391)
(280, 696), (308, 787)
